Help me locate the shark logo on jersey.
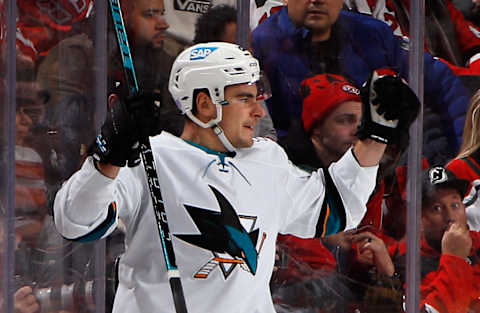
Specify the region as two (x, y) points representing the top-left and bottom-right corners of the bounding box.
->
(190, 47), (218, 60)
(175, 185), (267, 279)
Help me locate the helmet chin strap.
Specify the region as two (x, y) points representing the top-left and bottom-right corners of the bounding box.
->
(213, 125), (236, 153)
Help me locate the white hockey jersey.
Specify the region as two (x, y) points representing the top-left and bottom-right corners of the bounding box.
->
(53, 132), (377, 313)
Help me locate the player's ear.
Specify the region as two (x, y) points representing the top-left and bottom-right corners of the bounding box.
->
(195, 91), (217, 122)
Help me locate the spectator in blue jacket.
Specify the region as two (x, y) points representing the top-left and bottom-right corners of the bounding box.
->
(252, 0), (470, 156)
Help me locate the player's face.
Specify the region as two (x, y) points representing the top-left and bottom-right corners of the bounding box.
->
(311, 100), (361, 161)
(220, 83), (266, 149)
(126, 0), (169, 49)
(288, 0), (343, 40)
(422, 188), (467, 250)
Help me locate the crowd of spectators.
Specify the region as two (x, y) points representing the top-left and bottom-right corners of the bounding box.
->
(1, 0), (480, 312)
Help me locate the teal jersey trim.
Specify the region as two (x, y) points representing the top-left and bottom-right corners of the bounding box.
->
(298, 163), (346, 237)
(183, 139), (236, 167)
(325, 197), (342, 236)
(66, 202), (117, 242)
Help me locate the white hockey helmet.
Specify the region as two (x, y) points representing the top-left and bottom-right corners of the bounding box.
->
(168, 42), (261, 129)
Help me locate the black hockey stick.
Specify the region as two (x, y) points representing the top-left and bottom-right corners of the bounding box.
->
(108, 1), (188, 312)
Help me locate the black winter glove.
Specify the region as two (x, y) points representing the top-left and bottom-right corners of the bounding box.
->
(88, 93), (163, 167)
(356, 69), (420, 145)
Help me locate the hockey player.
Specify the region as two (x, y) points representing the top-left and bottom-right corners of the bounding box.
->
(193, 4), (277, 141)
(53, 42), (419, 312)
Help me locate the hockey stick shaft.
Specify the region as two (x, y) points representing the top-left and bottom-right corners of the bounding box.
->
(108, 1), (188, 312)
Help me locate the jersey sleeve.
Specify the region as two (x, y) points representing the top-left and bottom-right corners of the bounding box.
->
(279, 148), (378, 238)
(420, 254), (474, 313)
(53, 156), (143, 242)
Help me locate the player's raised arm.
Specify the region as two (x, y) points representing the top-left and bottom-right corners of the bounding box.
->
(88, 93), (164, 178)
(353, 69), (421, 167)
(53, 92), (164, 240)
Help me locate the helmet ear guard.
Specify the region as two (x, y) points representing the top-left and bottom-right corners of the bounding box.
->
(184, 97), (224, 129)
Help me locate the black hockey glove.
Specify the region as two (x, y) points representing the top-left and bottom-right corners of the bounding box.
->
(356, 69), (420, 145)
(88, 93), (163, 167)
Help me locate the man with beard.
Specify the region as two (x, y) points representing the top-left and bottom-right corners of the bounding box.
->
(122, 0), (169, 50)
(36, 0), (183, 204)
(109, 0), (185, 137)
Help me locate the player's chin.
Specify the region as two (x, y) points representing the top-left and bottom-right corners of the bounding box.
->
(236, 137), (254, 149)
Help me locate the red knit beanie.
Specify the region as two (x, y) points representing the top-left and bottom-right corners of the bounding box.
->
(301, 74), (361, 132)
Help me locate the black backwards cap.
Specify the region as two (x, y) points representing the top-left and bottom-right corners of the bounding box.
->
(422, 166), (470, 206)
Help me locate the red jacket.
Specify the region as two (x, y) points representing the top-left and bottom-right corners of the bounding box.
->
(275, 234), (337, 285)
(389, 232), (480, 313)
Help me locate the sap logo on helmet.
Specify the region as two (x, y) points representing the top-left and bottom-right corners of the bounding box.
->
(190, 47), (218, 60)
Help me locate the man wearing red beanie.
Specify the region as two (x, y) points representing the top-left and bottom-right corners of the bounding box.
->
(280, 73), (363, 170)
(274, 73), (402, 312)
(301, 73), (362, 167)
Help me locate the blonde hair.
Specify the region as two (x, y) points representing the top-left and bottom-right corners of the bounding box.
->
(457, 89), (480, 159)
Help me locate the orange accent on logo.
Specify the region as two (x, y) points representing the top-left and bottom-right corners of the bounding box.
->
(213, 257), (244, 264)
(258, 232), (267, 253)
(322, 205), (331, 237)
(111, 202), (117, 213)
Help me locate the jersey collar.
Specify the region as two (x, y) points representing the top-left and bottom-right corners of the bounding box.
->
(183, 139), (236, 162)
